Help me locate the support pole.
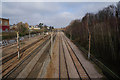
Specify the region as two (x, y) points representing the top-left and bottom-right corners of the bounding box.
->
(17, 32), (20, 59)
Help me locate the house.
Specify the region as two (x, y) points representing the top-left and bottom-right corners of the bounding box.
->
(29, 25), (40, 30)
(29, 25), (34, 30)
(0, 18), (10, 32)
(47, 26), (50, 29)
(10, 24), (17, 29)
(34, 25), (40, 29)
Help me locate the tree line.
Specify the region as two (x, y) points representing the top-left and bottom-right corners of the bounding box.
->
(3, 22), (54, 40)
(64, 2), (120, 76)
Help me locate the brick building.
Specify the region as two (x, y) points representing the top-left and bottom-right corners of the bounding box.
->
(0, 18), (10, 32)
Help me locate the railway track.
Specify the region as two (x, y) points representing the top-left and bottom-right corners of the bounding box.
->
(26, 40), (51, 78)
(44, 32), (91, 79)
(2, 33), (56, 79)
(2, 35), (48, 79)
(1, 31), (93, 79)
(26, 33), (56, 78)
(1, 35), (50, 72)
(1, 35), (49, 65)
(59, 34), (69, 78)
(59, 32), (91, 79)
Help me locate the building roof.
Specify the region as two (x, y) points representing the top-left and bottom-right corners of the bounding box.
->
(0, 18), (9, 20)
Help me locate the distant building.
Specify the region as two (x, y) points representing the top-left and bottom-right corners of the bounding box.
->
(29, 25), (34, 29)
(47, 26), (50, 29)
(29, 25), (40, 30)
(0, 18), (10, 32)
(34, 25), (40, 29)
(10, 24), (17, 29)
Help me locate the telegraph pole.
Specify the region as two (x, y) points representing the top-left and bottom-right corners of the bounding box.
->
(70, 31), (72, 40)
(88, 32), (91, 59)
(87, 14), (91, 59)
(50, 29), (53, 59)
(29, 29), (30, 39)
(17, 31), (20, 59)
(70, 26), (72, 40)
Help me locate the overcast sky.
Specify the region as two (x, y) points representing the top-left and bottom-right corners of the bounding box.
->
(2, 2), (117, 28)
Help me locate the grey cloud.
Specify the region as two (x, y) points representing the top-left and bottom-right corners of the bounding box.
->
(2, 2), (116, 28)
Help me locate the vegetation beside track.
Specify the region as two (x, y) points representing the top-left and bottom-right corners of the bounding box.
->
(64, 2), (120, 78)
